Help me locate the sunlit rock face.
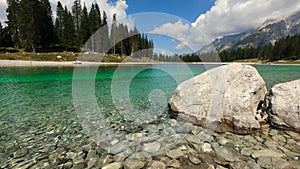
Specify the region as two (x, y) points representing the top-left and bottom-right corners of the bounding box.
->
(169, 64), (267, 134)
(268, 79), (300, 133)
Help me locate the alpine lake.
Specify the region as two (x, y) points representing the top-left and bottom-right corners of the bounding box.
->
(0, 64), (300, 169)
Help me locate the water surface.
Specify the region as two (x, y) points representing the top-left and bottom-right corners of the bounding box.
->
(0, 64), (299, 162)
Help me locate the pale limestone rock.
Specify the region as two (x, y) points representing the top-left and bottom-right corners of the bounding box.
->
(269, 79), (300, 133)
(169, 64), (267, 134)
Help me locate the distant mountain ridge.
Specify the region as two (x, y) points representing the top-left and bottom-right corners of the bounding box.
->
(201, 11), (300, 53)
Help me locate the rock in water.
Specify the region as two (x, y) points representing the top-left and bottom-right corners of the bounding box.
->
(268, 79), (300, 133)
(169, 64), (267, 134)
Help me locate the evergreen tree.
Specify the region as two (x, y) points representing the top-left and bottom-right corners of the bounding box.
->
(110, 13), (117, 54)
(39, 0), (55, 47)
(72, 0), (82, 48)
(63, 8), (77, 50)
(6, 0), (20, 48)
(99, 11), (110, 53)
(18, 0), (41, 52)
(95, 4), (102, 29)
(79, 4), (90, 45)
(0, 23), (13, 47)
(55, 1), (64, 45)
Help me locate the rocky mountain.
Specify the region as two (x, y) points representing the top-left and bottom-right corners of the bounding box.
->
(202, 11), (300, 53)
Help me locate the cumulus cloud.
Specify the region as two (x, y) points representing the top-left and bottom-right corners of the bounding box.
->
(0, 0), (7, 25)
(149, 0), (300, 51)
(149, 20), (190, 50)
(193, 0), (300, 38)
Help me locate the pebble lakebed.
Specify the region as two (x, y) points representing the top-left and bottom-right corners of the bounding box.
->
(1, 114), (299, 169)
(1, 64), (300, 169)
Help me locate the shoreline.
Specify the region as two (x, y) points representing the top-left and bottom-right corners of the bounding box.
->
(0, 59), (300, 67)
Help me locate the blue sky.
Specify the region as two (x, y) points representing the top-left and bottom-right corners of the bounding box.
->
(125, 0), (215, 23)
(121, 0), (216, 54)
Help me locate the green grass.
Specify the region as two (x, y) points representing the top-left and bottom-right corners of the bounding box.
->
(0, 51), (156, 63)
(0, 52), (78, 61)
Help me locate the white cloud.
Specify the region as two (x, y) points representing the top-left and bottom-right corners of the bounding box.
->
(193, 0), (300, 38)
(149, 0), (300, 51)
(149, 20), (190, 50)
(0, 0), (7, 25)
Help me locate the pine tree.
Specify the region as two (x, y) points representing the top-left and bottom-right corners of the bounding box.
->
(80, 4), (90, 46)
(110, 13), (117, 54)
(0, 23), (13, 47)
(6, 0), (20, 48)
(55, 1), (64, 45)
(100, 11), (110, 53)
(95, 4), (102, 29)
(18, 0), (41, 52)
(63, 6), (76, 50)
(72, 0), (82, 48)
(39, 0), (55, 47)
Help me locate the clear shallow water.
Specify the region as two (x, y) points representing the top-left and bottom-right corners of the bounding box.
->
(0, 64), (299, 162)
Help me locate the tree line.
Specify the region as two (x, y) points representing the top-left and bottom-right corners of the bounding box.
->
(2, 0), (153, 57)
(218, 34), (300, 62)
(165, 34), (300, 62)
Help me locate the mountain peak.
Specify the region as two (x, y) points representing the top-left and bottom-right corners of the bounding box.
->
(203, 10), (300, 53)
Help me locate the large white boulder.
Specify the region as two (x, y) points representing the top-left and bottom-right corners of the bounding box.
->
(169, 64), (267, 134)
(268, 79), (300, 133)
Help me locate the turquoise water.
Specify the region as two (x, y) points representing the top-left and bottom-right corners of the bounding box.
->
(0, 64), (299, 162)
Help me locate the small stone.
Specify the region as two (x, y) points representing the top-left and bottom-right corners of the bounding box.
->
(97, 154), (113, 166)
(199, 131), (214, 142)
(257, 156), (289, 169)
(240, 148), (252, 157)
(102, 162), (122, 169)
(264, 139), (278, 149)
(147, 160), (166, 169)
(186, 135), (202, 144)
(191, 126), (202, 135)
(188, 154), (201, 165)
(202, 143), (213, 152)
(244, 135), (257, 144)
(208, 164), (215, 169)
(285, 131), (300, 141)
(123, 158), (145, 169)
(143, 142), (161, 154)
(66, 152), (76, 159)
(230, 161), (251, 169)
(13, 148), (28, 158)
(166, 149), (186, 159)
(64, 161), (73, 168)
(13, 159), (36, 169)
(86, 150), (98, 159)
(109, 140), (129, 154)
(251, 149), (286, 159)
(110, 139), (119, 145)
(128, 152), (152, 163)
(254, 136), (264, 143)
(73, 162), (87, 169)
(277, 145), (290, 153)
(247, 160), (261, 169)
(134, 133), (143, 138)
(269, 129), (279, 136)
(216, 165), (227, 169)
(114, 148), (133, 162)
(217, 137), (232, 146)
(167, 159), (181, 168)
(272, 135), (286, 143)
(212, 142), (238, 162)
